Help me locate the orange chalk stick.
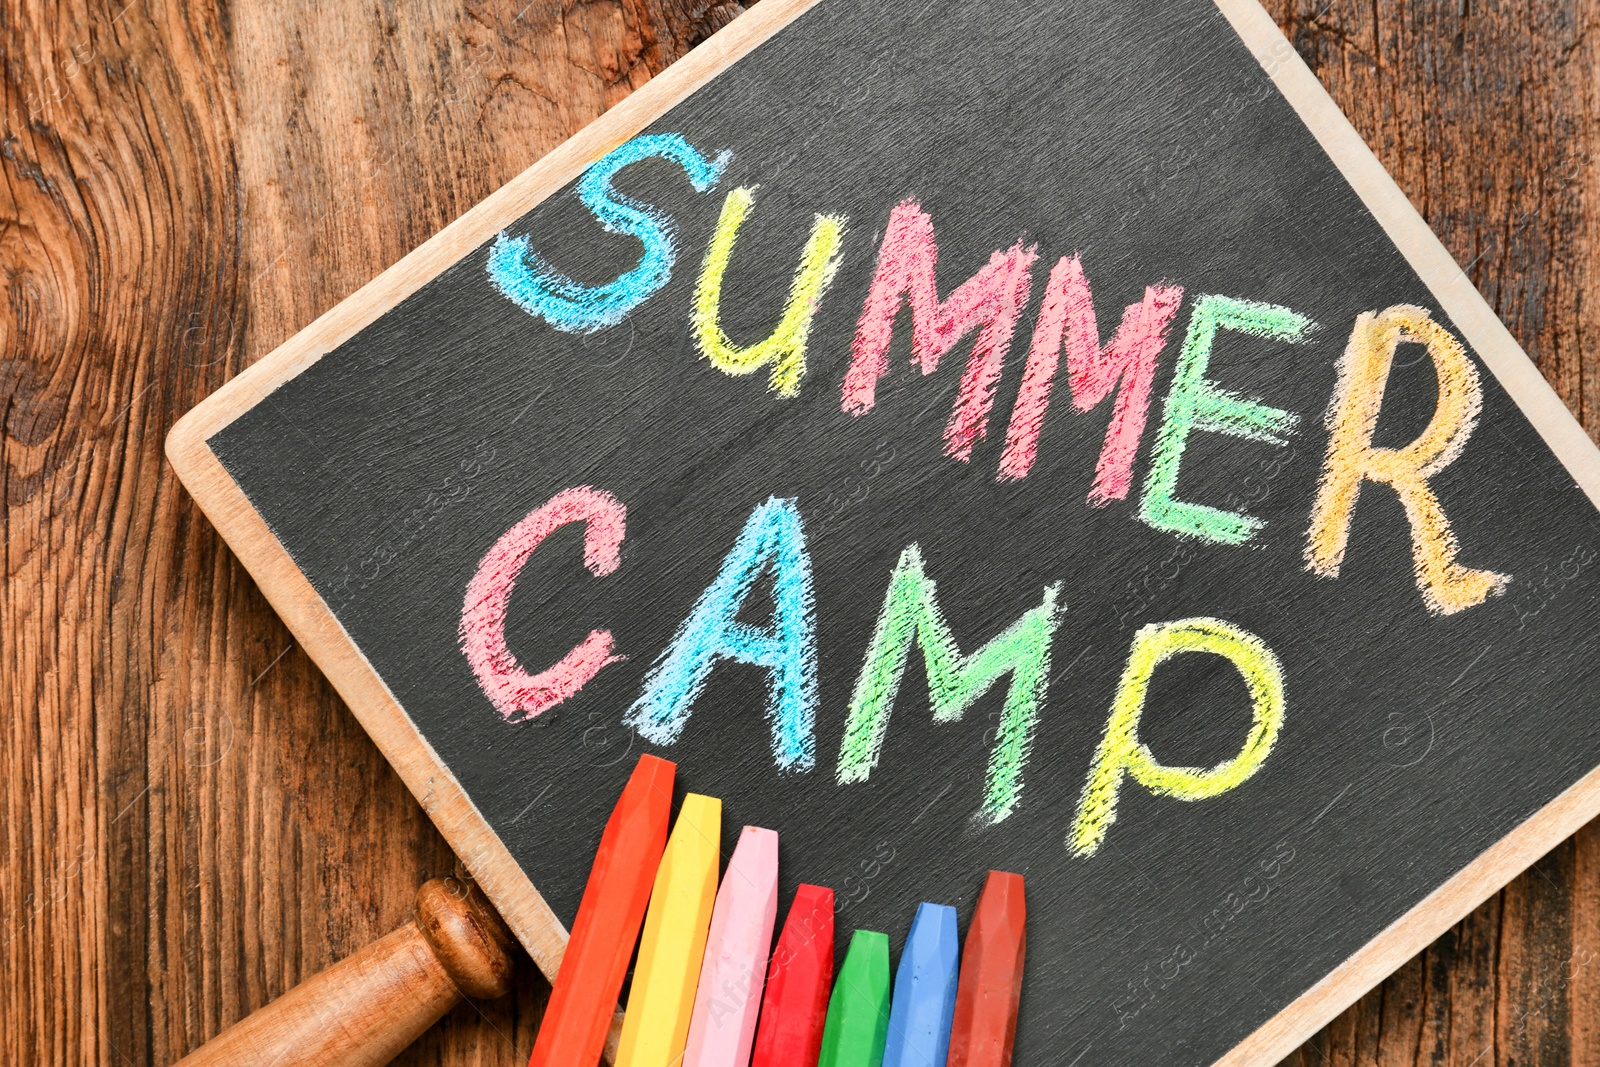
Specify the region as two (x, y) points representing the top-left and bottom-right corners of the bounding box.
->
(529, 754), (675, 1067)
(947, 871), (1026, 1067)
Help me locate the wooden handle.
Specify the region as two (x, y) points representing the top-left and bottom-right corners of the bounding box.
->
(174, 878), (518, 1067)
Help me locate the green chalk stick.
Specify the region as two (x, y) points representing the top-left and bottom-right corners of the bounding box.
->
(818, 930), (891, 1067)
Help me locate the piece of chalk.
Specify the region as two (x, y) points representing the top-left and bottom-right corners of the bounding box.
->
(946, 872), (1026, 1067)
(817, 930), (891, 1067)
(883, 903), (960, 1067)
(528, 754), (675, 1067)
(616, 793), (724, 1067)
(751, 885), (835, 1067)
(684, 826), (780, 1067)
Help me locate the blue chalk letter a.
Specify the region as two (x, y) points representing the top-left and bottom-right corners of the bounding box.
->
(625, 497), (818, 771)
(486, 133), (730, 333)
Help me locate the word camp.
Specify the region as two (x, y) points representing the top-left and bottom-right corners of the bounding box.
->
(458, 132), (1511, 857)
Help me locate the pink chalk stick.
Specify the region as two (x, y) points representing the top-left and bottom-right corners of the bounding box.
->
(684, 826), (781, 1067)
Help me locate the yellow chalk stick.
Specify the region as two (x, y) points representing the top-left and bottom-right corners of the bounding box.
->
(617, 793), (723, 1067)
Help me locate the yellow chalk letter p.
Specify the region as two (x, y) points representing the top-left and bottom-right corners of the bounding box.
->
(1070, 618), (1285, 858)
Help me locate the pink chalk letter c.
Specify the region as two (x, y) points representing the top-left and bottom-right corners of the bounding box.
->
(459, 486), (626, 722)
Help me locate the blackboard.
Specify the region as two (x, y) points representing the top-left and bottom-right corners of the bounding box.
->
(166, 0), (1600, 1063)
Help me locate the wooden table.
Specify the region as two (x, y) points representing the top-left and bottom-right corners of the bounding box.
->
(2, 1), (1596, 1064)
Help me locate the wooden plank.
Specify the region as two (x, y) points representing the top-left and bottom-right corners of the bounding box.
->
(2, 1), (1597, 1065)
(0, 2), (733, 1065)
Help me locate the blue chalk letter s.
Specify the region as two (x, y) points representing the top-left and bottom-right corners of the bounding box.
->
(487, 133), (731, 333)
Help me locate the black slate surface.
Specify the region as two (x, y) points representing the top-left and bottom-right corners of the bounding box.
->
(208, 1), (1600, 1061)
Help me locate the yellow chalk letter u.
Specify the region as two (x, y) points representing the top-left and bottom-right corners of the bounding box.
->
(693, 185), (846, 397)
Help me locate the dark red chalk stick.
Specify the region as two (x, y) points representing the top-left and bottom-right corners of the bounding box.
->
(528, 754), (675, 1067)
(947, 871), (1026, 1067)
(750, 884), (836, 1067)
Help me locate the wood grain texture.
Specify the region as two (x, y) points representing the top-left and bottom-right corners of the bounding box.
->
(173, 878), (516, 1067)
(0, 2), (1594, 1066)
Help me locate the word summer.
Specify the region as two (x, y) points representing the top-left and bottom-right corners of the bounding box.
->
(487, 133), (1511, 619)
(462, 489), (1281, 857)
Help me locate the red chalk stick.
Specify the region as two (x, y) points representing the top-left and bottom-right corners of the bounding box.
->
(528, 755), (675, 1067)
(750, 885), (835, 1067)
(947, 871), (1026, 1067)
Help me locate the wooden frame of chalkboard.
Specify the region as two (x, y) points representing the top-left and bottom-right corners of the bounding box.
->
(167, 0), (1600, 1062)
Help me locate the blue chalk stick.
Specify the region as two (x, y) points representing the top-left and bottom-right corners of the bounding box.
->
(883, 903), (960, 1067)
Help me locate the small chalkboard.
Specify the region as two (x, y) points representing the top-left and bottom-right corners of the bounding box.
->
(168, 1), (1600, 1063)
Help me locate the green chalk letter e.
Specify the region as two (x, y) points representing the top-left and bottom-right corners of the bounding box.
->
(1070, 617), (1285, 857)
(1138, 295), (1311, 544)
(835, 544), (1062, 826)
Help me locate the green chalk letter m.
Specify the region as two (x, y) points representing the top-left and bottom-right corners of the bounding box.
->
(835, 544), (1062, 826)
